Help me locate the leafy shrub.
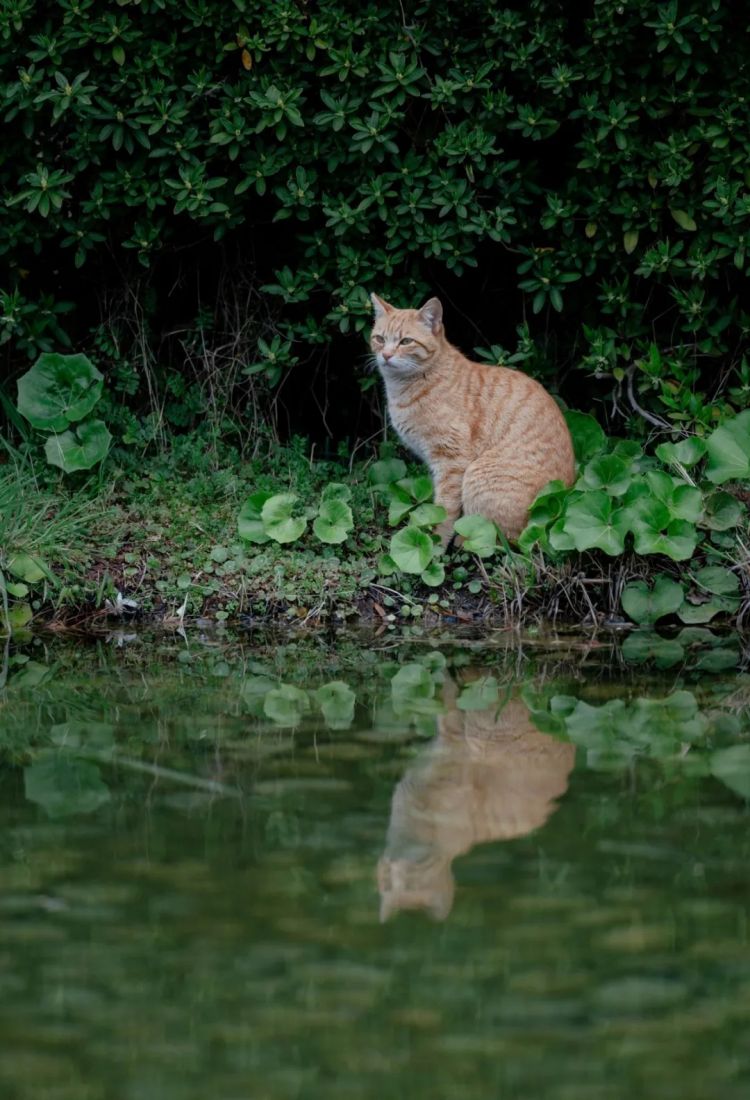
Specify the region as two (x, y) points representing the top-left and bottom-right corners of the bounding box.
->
(2, 1), (750, 438)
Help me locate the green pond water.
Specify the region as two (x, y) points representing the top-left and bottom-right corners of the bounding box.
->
(1, 627), (750, 1100)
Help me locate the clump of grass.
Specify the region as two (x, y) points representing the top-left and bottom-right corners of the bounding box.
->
(0, 446), (124, 613)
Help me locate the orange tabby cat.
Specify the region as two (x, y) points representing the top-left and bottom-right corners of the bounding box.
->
(377, 673), (576, 921)
(370, 294), (576, 546)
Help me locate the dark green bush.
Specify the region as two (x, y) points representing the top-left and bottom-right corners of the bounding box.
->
(2, 0), (750, 440)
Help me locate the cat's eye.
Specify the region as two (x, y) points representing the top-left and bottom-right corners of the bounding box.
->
(372, 334), (384, 345)
(399, 337), (414, 345)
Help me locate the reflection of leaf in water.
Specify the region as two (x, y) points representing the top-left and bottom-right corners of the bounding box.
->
(390, 663), (444, 719)
(457, 676), (499, 711)
(621, 631), (684, 669)
(49, 721), (114, 749)
(240, 675), (276, 716)
(711, 745), (750, 799)
(264, 684), (310, 727)
(315, 681), (356, 729)
(541, 691), (705, 769)
(24, 754), (110, 818)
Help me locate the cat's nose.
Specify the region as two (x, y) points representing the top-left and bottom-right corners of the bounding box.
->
(382, 350), (393, 360)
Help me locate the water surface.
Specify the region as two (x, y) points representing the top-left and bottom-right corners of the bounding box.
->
(1, 629), (749, 1099)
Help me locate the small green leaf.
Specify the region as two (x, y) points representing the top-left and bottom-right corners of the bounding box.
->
(7, 553), (52, 584)
(623, 229), (639, 254)
(387, 485), (414, 525)
(670, 208), (697, 231)
(237, 491), (272, 543)
(420, 559), (445, 587)
(313, 498), (353, 544)
(702, 490), (743, 531)
(655, 437), (707, 470)
(561, 492), (629, 555)
(693, 566), (740, 597)
(389, 526), (434, 573)
(582, 454), (632, 496)
(261, 493), (307, 543)
(370, 458), (407, 487)
(621, 576), (684, 625)
(45, 419), (112, 473)
(321, 482), (352, 503)
(5, 581), (29, 598)
(112, 44), (126, 66)
(454, 514), (498, 556)
(398, 475), (433, 503)
(409, 503), (447, 528)
(705, 411), (750, 485)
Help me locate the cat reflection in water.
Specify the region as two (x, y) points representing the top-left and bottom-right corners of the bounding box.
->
(377, 675), (576, 921)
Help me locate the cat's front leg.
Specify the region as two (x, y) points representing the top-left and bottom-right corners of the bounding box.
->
(431, 464), (464, 549)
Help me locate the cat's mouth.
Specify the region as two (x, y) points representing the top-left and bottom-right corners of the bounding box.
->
(378, 354), (419, 375)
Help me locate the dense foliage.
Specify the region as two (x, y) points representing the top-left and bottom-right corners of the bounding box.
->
(2, 0), (750, 443)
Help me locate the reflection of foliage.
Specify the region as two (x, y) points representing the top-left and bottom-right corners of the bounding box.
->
(525, 670), (750, 802)
(4, 633), (750, 821)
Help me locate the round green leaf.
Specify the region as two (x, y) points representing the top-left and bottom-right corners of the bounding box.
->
(409, 503), (447, 528)
(5, 581), (29, 598)
(389, 526), (434, 573)
(692, 565), (740, 597)
(261, 493), (307, 544)
(582, 454), (632, 496)
(321, 481), (352, 503)
(702, 490), (744, 531)
(561, 492), (629, 555)
(7, 553), (52, 584)
(655, 437), (707, 470)
(420, 559), (445, 587)
(621, 576), (684, 625)
(45, 419), (112, 473)
(369, 458), (407, 487)
(237, 491), (272, 543)
(17, 352), (103, 431)
(705, 411), (750, 484)
(453, 514), (498, 556)
(313, 498), (353, 544)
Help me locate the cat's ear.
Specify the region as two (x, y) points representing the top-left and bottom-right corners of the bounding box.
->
(417, 297), (443, 333)
(370, 293), (394, 319)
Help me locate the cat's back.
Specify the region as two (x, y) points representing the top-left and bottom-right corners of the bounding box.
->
(457, 358), (572, 458)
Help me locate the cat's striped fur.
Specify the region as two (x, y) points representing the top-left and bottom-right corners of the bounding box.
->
(370, 294), (576, 546)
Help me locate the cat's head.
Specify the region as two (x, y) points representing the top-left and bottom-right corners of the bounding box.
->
(369, 294), (445, 376)
(376, 852), (455, 922)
